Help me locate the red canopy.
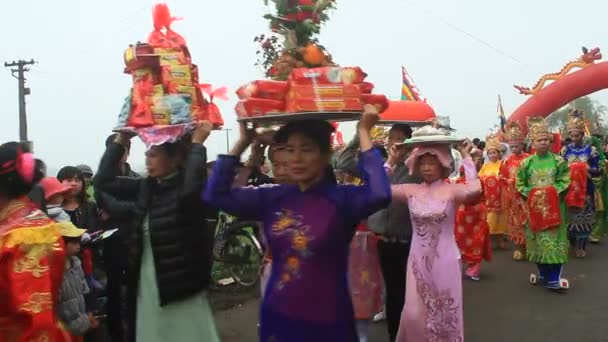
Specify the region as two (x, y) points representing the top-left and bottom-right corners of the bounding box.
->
(379, 100), (436, 124)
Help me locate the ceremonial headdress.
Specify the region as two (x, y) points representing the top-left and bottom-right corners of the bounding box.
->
(485, 134), (502, 153)
(566, 109), (586, 134)
(503, 121), (525, 145)
(527, 117), (552, 141)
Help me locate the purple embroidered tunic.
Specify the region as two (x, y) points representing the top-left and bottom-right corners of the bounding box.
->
(204, 149), (390, 342)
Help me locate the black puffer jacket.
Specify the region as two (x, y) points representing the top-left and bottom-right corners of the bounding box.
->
(94, 143), (214, 339)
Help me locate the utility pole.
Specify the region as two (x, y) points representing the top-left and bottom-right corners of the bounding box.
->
(224, 128), (232, 153)
(4, 59), (35, 148)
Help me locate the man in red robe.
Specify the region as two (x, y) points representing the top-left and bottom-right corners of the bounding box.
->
(499, 121), (530, 260)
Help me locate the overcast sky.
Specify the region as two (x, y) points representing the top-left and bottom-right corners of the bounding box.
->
(2, 0), (607, 173)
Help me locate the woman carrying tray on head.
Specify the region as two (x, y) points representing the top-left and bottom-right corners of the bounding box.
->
(94, 122), (220, 342)
(204, 105), (391, 341)
(390, 126), (480, 342)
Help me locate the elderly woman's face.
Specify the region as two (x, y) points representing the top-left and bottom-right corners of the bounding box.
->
(418, 154), (443, 183)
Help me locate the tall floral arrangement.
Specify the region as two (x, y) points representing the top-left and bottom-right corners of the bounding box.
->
(255, 0), (337, 80)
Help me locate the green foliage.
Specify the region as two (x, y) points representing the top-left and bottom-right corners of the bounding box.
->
(546, 96), (608, 135)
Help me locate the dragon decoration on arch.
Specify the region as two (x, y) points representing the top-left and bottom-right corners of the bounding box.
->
(508, 47), (608, 130)
(514, 47), (602, 95)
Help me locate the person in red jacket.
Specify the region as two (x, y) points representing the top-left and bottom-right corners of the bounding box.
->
(0, 142), (71, 341)
(499, 121), (530, 261)
(453, 149), (492, 281)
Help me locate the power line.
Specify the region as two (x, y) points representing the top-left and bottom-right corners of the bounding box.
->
(4, 59), (36, 147)
(436, 17), (523, 65)
(400, 1), (524, 66)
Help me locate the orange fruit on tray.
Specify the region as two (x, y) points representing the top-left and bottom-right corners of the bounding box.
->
(302, 44), (326, 66)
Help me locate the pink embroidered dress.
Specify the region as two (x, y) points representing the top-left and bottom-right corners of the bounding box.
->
(393, 157), (481, 342)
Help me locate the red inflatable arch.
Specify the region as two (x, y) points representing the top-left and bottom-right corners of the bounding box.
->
(380, 100), (436, 124)
(508, 47), (606, 130)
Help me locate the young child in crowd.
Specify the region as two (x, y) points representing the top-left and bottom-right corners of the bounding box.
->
(56, 222), (99, 341)
(39, 177), (72, 222)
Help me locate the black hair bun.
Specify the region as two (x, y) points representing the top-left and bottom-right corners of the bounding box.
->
(274, 120), (335, 145)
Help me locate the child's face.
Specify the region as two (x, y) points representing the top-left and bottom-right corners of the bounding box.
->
(65, 239), (81, 256)
(61, 177), (83, 198)
(47, 194), (64, 206)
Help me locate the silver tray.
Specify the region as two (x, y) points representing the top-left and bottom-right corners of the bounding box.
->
(237, 111), (362, 124)
(396, 136), (464, 147)
(112, 123), (221, 133)
(377, 120), (431, 127)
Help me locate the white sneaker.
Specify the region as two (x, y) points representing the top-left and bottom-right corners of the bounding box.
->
(373, 311), (386, 323)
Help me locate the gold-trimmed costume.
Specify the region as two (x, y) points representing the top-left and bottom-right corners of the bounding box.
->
(0, 197), (70, 342)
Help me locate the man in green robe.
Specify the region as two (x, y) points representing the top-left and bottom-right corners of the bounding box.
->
(516, 117), (571, 291)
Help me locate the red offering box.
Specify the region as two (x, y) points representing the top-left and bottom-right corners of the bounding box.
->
(236, 98), (286, 118)
(360, 82), (374, 94)
(289, 67), (367, 85)
(286, 97), (362, 113)
(287, 84), (361, 99)
(236, 80), (289, 100)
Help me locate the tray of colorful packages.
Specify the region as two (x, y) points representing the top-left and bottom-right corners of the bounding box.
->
(114, 4), (225, 146)
(235, 67), (389, 124)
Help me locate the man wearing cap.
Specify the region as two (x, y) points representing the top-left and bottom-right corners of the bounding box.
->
(76, 164), (95, 204)
(367, 123), (418, 342)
